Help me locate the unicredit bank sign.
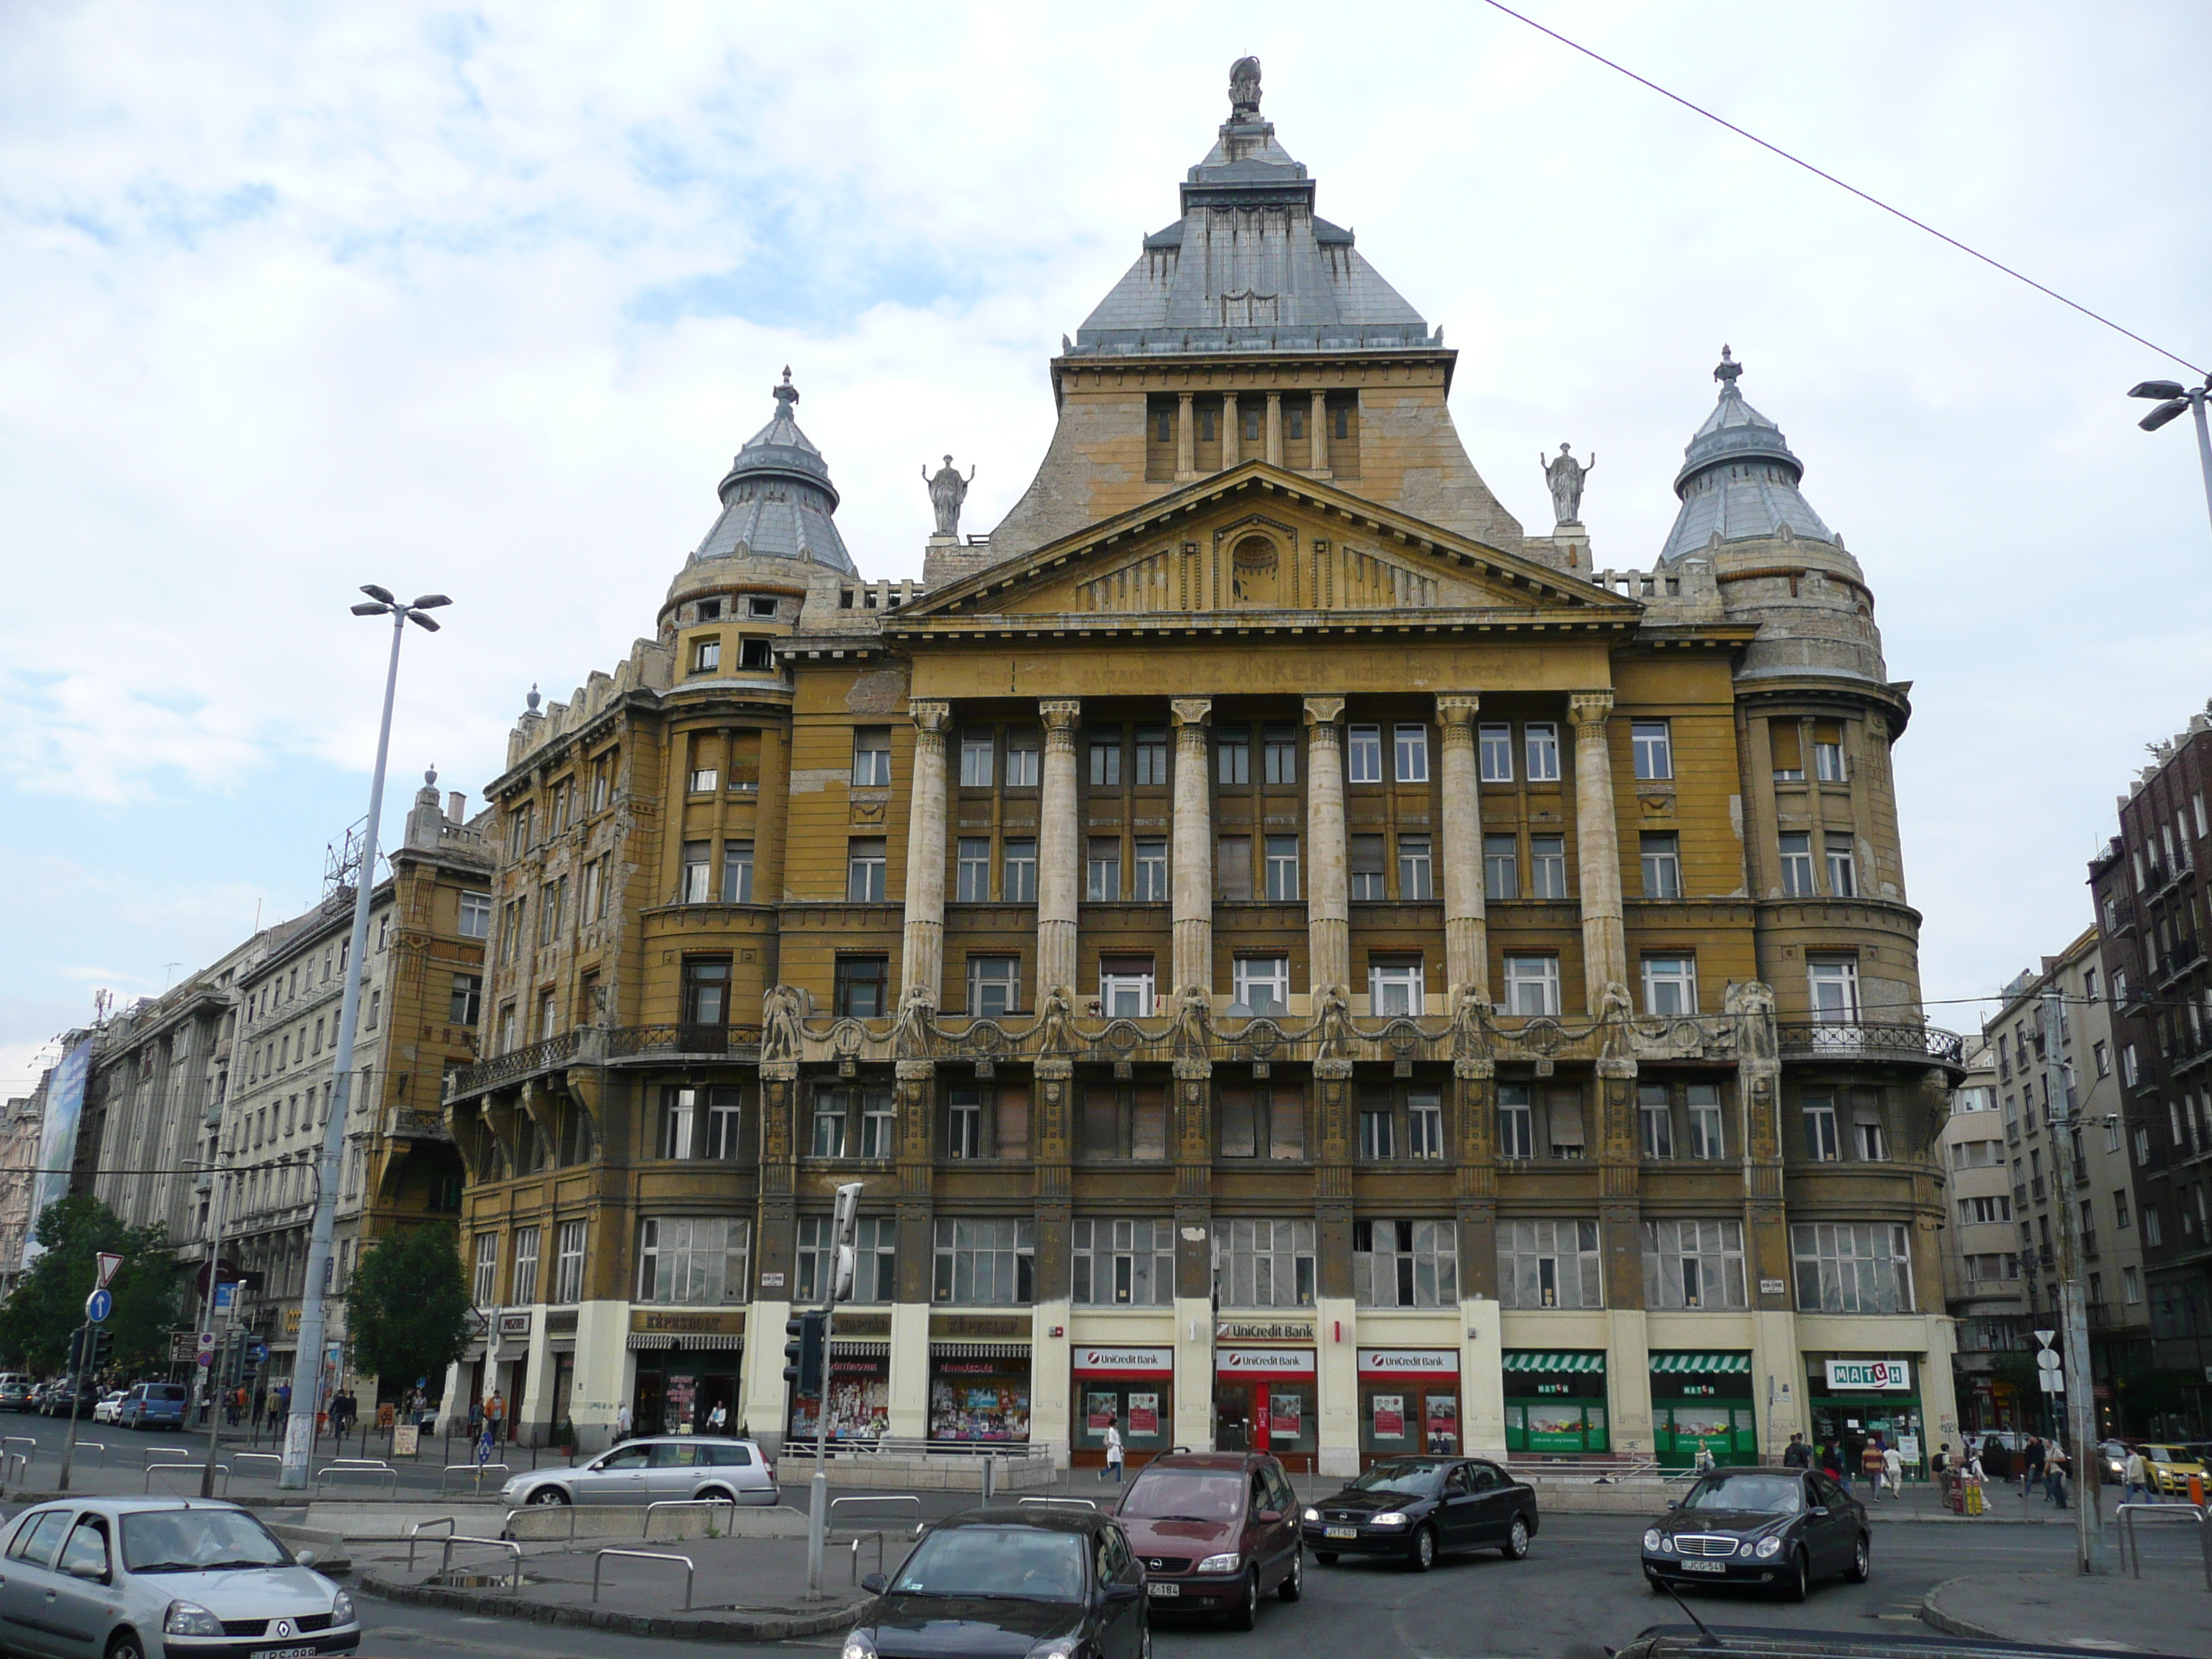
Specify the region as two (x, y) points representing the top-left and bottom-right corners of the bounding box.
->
(1071, 1347), (1174, 1374)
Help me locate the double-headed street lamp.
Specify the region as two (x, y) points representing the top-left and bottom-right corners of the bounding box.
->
(279, 586), (449, 1489)
(2127, 376), (2212, 536)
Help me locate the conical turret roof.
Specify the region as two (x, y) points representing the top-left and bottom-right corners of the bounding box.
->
(1659, 348), (1835, 561)
(689, 369), (856, 572)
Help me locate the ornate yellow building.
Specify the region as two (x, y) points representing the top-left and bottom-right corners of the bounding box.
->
(446, 63), (1965, 1474)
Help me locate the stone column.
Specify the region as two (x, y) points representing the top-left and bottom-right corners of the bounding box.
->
(1170, 698), (1214, 994)
(1309, 390), (1328, 471)
(1037, 699), (1083, 1000)
(1569, 691), (1627, 1011)
(1436, 694), (1486, 1003)
(1223, 393), (1242, 467)
(900, 699), (952, 1006)
(1303, 696), (1349, 999)
(1264, 393), (1283, 466)
(1177, 392), (1196, 477)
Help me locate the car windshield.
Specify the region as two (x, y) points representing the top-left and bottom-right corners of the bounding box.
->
(888, 1526), (1086, 1602)
(1679, 1475), (1804, 1515)
(1118, 1471), (1246, 1521)
(1349, 1460), (1444, 1497)
(121, 1509), (292, 1573)
(2146, 1447), (2177, 1463)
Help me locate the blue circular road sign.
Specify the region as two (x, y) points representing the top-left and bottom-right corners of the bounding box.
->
(84, 1288), (112, 1323)
(248, 1343), (268, 1364)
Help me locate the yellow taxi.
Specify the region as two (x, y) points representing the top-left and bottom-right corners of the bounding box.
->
(2138, 1443), (2206, 1497)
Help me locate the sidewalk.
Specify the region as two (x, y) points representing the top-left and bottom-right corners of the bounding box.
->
(1923, 1568), (2210, 1656)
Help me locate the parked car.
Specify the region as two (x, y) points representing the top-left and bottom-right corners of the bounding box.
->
(0, 1375), (35, 1411)
(1301, 1455), (1538, 1570)
(91, 1390), (129, 1425)
(1113, 1449), (1303, 1629)
(2138, 1444), (2206, 1497)
(39, 1376), (101, 1417)
(1641, 1467), (1869, 1602)
(849, 1506), (1146, 1659)
(118, 1382), (189, 1431)
(497, 1436), (777, 1507)
(0, 1496), (359, 1659)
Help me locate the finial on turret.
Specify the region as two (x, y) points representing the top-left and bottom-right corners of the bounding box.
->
(525, 683), (541, 714)
(1714, 345), (1743, 387)
(424, 765), (438, 788)
(1229, 55), (1262, 119)
(773, 367), (799, 415)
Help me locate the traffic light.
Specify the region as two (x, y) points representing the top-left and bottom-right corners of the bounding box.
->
(782, 1310), (825, 1395)
(88, 1330), (114, 1371)
(66, 1329), (85, 1372)
(830, 1182), (864, 1304)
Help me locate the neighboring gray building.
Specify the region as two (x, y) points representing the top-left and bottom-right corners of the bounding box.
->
(1937, 1038), (2025, 1433)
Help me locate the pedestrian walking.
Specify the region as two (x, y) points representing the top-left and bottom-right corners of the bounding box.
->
(1881, 1439), (1904, 1498)
(1104, 1416), (1125, 1485)
(706, 1401), (728, 1436)
(1862, 1436), (1887, 1496)
(2046, 1441), (2069, 1509)
(1692, 1440), (1716, 1476)
(615, 1401), (634, 1443)
(1782, 1432), (1810, 1469)
(2021, 1435), (2045, 1499)
(485, 1389), (507, 1443)
(2123, 1446), (2152, 1506)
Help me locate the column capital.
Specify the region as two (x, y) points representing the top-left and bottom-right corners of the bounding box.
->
(1435, 693), (1481, 728)
(1169, 697), (1213, 728)
(1568, 689), (1615, 729)
(1303, 695), (1346, 727)
(909, 698), (952, 736)
(1039, 698), (1082, 734)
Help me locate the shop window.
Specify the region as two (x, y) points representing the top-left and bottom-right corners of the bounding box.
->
(1354, 1218), (1458, 1308)
(1642, 1219), (1747, 1309)
(635, 1216), (750, 1304)
(1789, 1221), (1913, 1313)
(932, 1217), (1035, 1304)
(1212, 1218), (1316, 1308)
(1071, 1217), (1175, 1305)
(1497, 1218), (1602, 1309)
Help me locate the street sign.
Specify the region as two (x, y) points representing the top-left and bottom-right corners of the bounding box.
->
(2039, 1370), (2064, 1392)
(2034, 1329), (2057, 1347)
(248, 1343), (268, 1364)
(2035, 1349), (2063, 1370)
(94, 1253), (122, 1290)
(212, 1282), (236, 1310)
(84, 1288), (112, 1324)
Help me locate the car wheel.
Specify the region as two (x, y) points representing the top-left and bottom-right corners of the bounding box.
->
(1781, 1547), (1809, 1603)
(526, 1485), (570, 1505)
(107, 1631), (147, 1659)
(1501, 1516), (1531, 1561)
(1278, 1547), (1303, 1602)
(1408, 1524), (1437, 1573)
(696, 1486), (734, 1504)
(1844, 1533), (1870, 1584)
(1229, 1568), (1259, 1631)
(1314, 1552), (1338, 1566)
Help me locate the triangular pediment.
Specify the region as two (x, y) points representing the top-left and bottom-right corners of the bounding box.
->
(894, 463), (1638, 631)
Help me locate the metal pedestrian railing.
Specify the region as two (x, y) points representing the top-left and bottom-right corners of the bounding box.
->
(593, 1547), (693, 1611)
(1019, 1496), (1098, 1510)
(233, 1452), (282, 1480)
(406, 1518), (457, 1573)
(313, 1460), (397, 1493)
(440, 1462), (512, 1496)
(2114, 1501), (2212, 1588)
(643, 1498), (738, 1539)
(438, 1534), (523, 1589)
(505, 1503), (581, 1543)
(145, 1462), (227, 1495)
(829, 1495), (922, 1535)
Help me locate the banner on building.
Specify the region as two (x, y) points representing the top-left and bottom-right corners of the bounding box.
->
(22, 1038), (91, 1271)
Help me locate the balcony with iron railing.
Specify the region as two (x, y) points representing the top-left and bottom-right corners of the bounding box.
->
(444, 1022), (765, 1102)
(1776, 1020), (1968, 1072)
(2159, 934), (2205, 986)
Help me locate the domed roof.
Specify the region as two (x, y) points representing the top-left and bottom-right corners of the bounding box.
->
(1659, 348), (1835, 562)
(689, 369), (857, 573)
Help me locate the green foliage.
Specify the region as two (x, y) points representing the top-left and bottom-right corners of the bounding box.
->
(1987, 1349), (2039, 1395)
(343, 1223), (472, 1393)
(0, 1196), (188, 1374)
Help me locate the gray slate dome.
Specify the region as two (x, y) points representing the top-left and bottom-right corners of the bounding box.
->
(1659, 348), (1835, 562)
(690, 369), (857, 573)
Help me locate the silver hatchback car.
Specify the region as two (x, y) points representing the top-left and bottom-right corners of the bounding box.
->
(499, 1436), (778, 1507)
(0, 1497), (359, 1659)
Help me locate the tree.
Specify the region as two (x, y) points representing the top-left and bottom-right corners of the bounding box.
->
(343, 1223), (472, 1401)
(0, 1196), (188, 1374)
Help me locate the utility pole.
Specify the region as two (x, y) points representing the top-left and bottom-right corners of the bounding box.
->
(197, 1161), (232, 1498)
(805, 1182), (864, 1601)
(2040, 986), (2106, 1575)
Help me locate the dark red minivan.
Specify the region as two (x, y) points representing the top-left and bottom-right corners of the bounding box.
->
(1113, 1451), (1303, 1629)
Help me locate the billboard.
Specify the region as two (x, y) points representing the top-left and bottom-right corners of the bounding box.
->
(22, 1036), (92, 1271)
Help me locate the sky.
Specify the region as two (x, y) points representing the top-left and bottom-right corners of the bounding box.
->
(4, 1), (2210, 1092)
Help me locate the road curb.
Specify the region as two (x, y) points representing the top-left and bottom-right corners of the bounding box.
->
(1917, 1575), (2004, 1642)
(357, 1569), (866, 1642)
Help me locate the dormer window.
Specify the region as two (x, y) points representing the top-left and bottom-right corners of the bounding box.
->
(748, 595), (778, 618)
(696, 598), (722, 621)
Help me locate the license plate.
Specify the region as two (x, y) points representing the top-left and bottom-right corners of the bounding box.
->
(1323, 1527), (1358, 1539)
(1678, 1560), (1727, 1575)
(1146, 1582), (1180, 1597)
(253, 1647), (318, 1659)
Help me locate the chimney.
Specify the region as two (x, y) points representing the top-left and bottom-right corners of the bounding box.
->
(446, 791), (466, 824)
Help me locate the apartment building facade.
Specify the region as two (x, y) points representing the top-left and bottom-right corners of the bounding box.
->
(1937, 1040), (2026, 1433)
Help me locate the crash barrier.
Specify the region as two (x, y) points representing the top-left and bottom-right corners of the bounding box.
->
(145, 1462), (226, 1495)
(439, 1534), (523, 1589)
(2114, 1501), (2212, 1589)
(406, 1517), (457, 1573)
(593, 1547), (693, 1611)
(439, 1462), (512, 1496)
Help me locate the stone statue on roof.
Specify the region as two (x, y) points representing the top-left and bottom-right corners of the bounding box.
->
(1229, 55), (1262, 118)
(1541, 442), (1594, 526)
(924, 454), (976, 538)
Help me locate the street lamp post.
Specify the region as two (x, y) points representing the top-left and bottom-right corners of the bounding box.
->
(2126, 377), (2212, 537)
(278, 585), (449, 1490)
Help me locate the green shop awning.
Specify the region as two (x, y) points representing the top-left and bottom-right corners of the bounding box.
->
(1649, 1352), (1751, 1375)
(1501, 1350), (1606, 1374)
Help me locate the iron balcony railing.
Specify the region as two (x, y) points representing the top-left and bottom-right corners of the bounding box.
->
(605, 1023), (763, 1061)
(1776, 1021), (1966, 1066)
(447, 1030), (580, 1098)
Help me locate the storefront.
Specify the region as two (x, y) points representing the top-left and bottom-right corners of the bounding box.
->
(1649, 1352), (1755, 1468)
(1357, 1349), (1460, 1467)
(1069, 1346), (1176, 1469)
(1214, 1346), (1319, 1473)
(1502, 1350), (1609, 1455)
(930, 1318), (1033, 1442)
(546, 1309), (577, 1436)
(629, 1309), (745, 1436)
(791, 1344), (891, 1442)
(1805, 1356), (1925, 1482)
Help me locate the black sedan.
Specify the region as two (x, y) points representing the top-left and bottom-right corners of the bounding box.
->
(1301, 1456), (1539, 1571)
(851, 1507), (1150, 1659)
(1642, 1468), (1869, 1601)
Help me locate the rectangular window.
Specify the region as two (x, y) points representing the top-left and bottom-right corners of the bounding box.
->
(1089, 733), (1122, 788)
(1351, 834), (1387, 901)
(967, 956), (1020, 1019)
(1856, 1115), (1888, 1161)
(1354, 1218), (1458, 1308)
(1640, 832), (1682, 899)
(449, 973), (482, 1026)
(1348, 724), (1384, 784)
(947, 1089), (984, 1159)
(1686, 1084), (1725, 1158)
(1498, 1084), (1535, 1160)
(1524, 721), (1560, 783)
(1394, 723), (1430, 783)
(553, 1219), (586, 1304)
(1504, 954), (1560, 1017)
(1099, 955), (1155, 1017)
(846, 837), (888, 902)
(1217, 835), (1253, 901)
(1004, 733), (1040, 788)
(1358, 1099), (1394, 1159)
(511, 1226), (541, 1304)
(1233, 956), (1290, 1014)
(851, 727), (892, 787)
(691, 637), (720, 673)
(1398, 835), (1434, 900)
(472, 1233), (499, 1304)
(1002, 838), (1037, 902)
(1135, 728), (1168, 786)
(1638, 1085), (1674, 1158)
(721, 841), (754, 904)
(1483, 834), (1519, 901)
(1085, 835), (1122, 902)
(458, 890), (492, 939)
(1497, 1218), (1603, 1309)
(1632, 719), (1673, 780)
(1530, 835), (1568, 899)
(811, 1084), (850, 1157)
(955, 837), (991, 902)
(680, 956), (730, 1025)
(1804, 1096), (1841, 1161)
(2115, 1188), (2131, 1229)
(1263, 726), (1298, 784)
(1264, 835), (1300, 901)
(1133, 837), (1168, 902)
(1770, 719), (1804, 781)
(932, 1217), (1035, 1305)
(682, 841), (712, 904)
(1779, 832), (1816, 896)
(1408, 1091), (1443, 1159)
(1827, 841), (1858, 896)
(590, 757), (612, 814)
(1212, 1218), (1317, 1308)
(1217, 729), (1251, 784)
(1370, 957), (1425, 1017)
(1807, 958), (1861, 1022)
(1642, 1219), (1748, 1310)
(859, 1087), (895, 1159)
(580, 856), (603, 921)
(1071, 1218), (1175, 1307)
(739, 636), (774, 670)
(662, 1087), (696, 1159)
(1812, 720), (1846, 782)
(835, 956), (889, 1018)
(1478, 723), (1514, 783)
(705, 1087), (742, 1159)
(688, 765), (719, 793)
(1642, 954), (1698, 1016)
(959, 732), (994, 788)
(1790, 1221), (1914, 1313)
(636, 1216), (750, 1305)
